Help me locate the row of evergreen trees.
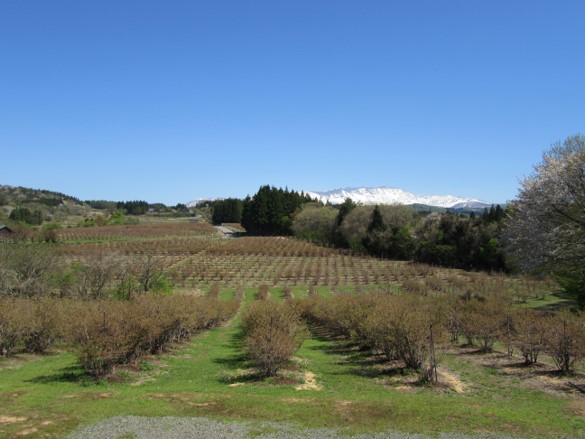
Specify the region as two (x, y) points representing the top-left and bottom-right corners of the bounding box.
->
(241, 186), (313, 235)
(211, 198), (243, 225)
(116, 200), (150, 215)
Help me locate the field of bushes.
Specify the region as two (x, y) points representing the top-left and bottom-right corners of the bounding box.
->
(1, 220), (585, 438)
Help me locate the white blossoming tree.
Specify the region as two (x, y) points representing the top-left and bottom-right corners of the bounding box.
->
(505, 134), (585, 306)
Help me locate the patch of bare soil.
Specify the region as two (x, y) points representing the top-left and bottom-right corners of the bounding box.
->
(438, 369), (467, 393)
(295, 371), (322, 391)
(282, 397), (313, 403)
(566, 399), (585, 419)
(131, 375), (156, 386)
(455, 346), (585, 397)
(95, 392), (117, 399)
(391, 384), (418, 393)
(146, 393), (205, 403)
(384, 374), (420, 393)
(146, 393), (217, 409)
(333, 399), (393, 425)
(0, 416), (27, 425)
(273, 375), (299, 386)
(0, 415), (61, 437)
(0, 391), (24, 400)
(16, 427), (37, 436)
(0, 356), (27, 371)
(71, 391), (118, 401)
(333, 400), (353, 419)
(130, 359), (169, 386)
(221, 367), (256, 386)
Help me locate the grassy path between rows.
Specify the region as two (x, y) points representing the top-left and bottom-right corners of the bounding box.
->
(1, 289), (585, 437)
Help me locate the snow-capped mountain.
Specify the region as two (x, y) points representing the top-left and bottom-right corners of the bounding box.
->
(305, 187), (491, 209)
(186, 198), (219, 208)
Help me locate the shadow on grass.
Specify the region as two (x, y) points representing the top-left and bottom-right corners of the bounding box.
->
(25, 365), (88, 384)
(217, 369), (265, 385)
(533, 291), (578, 311)
(532, 368), (579, 378)
(503, 360), (546, 369)
(349, 362), (415, 379)
(213, 351), (249, 370)
(212, 328), (262, 384)
(306, 323), (415, 380)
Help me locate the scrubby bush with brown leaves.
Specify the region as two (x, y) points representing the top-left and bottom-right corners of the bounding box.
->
(62, 295), (238, 379)
(255, 284), (270, 300)
(0, 298), (63, 356)
(241, 301), (306, 377)
(234, 284), (245, 302)
(20, 298), (61, 353)
(513, 310), (547, 364)
(299, 294), (446, 381)
(299, 294), (380, 346)
(208, 282), (220, 299)
(0, 246), (62, 298)
(363, 296), (446, 380)
(459, 299), (506, 352)
(544, 310), (585, 374)
(68, 300), (136, 377)
(282, 285), (292, 300)
(0, 299), (25, 356)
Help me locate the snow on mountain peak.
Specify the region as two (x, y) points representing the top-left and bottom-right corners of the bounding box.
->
(305, 187), (490, 209)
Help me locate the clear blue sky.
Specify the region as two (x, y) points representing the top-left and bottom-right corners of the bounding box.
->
(1, 1), (583, 205)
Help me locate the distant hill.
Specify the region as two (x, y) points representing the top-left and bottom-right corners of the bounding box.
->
(305, 186), (493, 210)
(0, 185), (90, 223)
(0, 185), (82, 207)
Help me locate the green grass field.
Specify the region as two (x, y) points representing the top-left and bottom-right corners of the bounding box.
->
(1, 285), (585, 438)
(1, 226), (583, 438)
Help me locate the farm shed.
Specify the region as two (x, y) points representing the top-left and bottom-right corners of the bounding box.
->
(0, 224), (13, 235)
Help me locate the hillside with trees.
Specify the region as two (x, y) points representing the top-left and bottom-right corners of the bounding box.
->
(291, 201), (507, 272)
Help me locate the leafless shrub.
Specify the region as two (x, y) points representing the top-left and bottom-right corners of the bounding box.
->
(0, 299), (24, 356)
(299, 294), (446, 382)
(460, 299), (503, 351)
(256, 284), (269, 300)
(514, 310), (547, 364)
(73, 253), (119, 299)
(63, 294), (238, 379)
(234, 284), (245, 302)
(0, 245), (61, 298)
(21, 298), (61, 353)
(69, 300), (135, 378)
(282, 284), (292, 300)
(544, 311), (585, 374)
(208, 282), (220, 299)
(241, 301), (306, 377)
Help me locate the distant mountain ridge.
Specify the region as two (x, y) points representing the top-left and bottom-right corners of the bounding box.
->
(305, 187), (491, 209)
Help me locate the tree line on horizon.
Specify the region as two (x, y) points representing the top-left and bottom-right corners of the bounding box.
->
(292, 200), (507, 272)
(228, 185), (507, 272)
(220, 134), (585, 306)
(2, 135), (584, 306)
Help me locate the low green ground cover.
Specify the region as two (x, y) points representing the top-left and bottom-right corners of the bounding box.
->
(1, 286), (585, 438)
